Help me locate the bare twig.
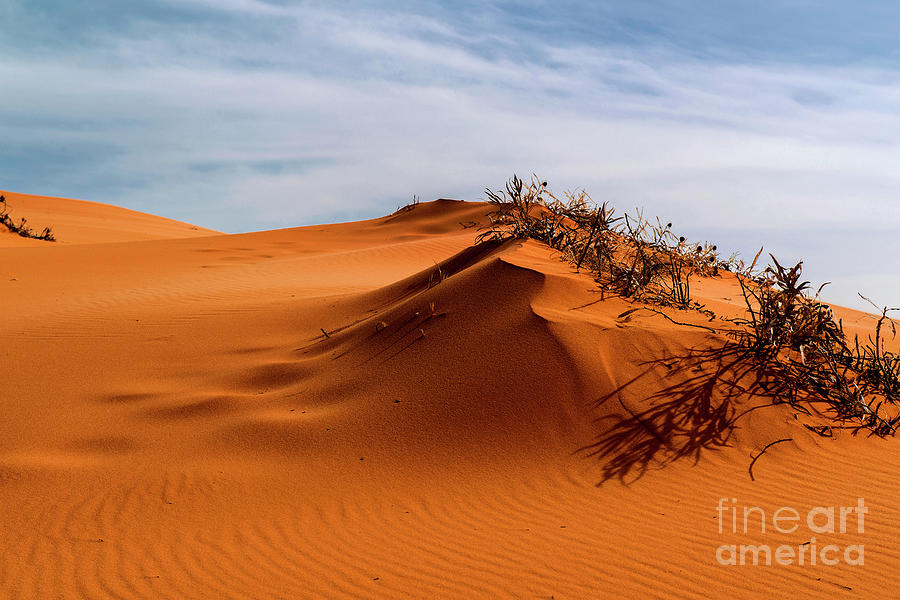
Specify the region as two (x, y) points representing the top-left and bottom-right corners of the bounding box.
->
(748, 438), (792, 481)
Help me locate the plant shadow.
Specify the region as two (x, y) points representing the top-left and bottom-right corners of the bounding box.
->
(579, 342), (785, 486)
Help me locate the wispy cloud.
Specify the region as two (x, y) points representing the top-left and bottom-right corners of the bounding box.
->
(1, 1), (899, 307)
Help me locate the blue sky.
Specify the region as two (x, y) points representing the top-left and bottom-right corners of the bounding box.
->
(2, 1), (899, 308)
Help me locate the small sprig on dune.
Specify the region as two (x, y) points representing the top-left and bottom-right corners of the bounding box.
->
(0, 195), (56, 241)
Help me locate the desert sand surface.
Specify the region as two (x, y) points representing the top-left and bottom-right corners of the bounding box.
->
(0, 191), (219, 246)
(2, 194), (898, 599)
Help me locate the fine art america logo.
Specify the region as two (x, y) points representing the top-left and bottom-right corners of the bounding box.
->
(716, 498), (867, 566)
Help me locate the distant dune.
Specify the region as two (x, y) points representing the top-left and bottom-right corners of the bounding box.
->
(0, 190), (219, 246)
(0, 192), (896, 598)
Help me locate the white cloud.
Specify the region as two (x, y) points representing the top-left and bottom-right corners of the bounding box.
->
(2, 3), (899, 308)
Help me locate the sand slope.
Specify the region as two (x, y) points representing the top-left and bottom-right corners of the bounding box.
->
(0, 190), (219, 246)
(1, 195), (897, 598)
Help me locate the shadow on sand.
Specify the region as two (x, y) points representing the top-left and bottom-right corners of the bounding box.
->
(580, 342), (791, 485)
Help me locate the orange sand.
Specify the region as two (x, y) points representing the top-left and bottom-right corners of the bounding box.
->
(0, 191), (219, 246)
(1, 194), (897, 598)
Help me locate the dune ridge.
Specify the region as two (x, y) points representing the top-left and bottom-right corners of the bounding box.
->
(2, 193), (898, 598)
(0, 190), (219, 246)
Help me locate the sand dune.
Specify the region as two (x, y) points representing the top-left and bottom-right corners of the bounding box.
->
(1, 194), (897, 598)
(0, 190), (219, 246)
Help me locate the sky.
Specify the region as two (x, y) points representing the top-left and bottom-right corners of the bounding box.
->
(1, 0), (899, 309)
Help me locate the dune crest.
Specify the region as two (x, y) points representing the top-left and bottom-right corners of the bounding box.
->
(0, 190), (219, 246)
